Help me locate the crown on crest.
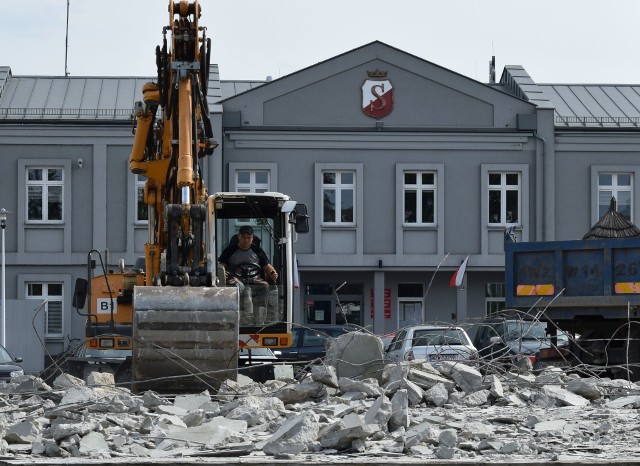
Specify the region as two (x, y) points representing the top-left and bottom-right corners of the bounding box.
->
(367, 69), (388, 78)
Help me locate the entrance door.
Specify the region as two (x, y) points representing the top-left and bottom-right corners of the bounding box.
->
(398, 300), (422, 328)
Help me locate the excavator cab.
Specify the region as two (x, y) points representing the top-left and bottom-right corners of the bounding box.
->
(210, 192), (308, 349)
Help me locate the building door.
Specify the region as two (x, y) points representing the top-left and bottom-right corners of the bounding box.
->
(398, 301), (422, 328)
(397, 283), (424, 328)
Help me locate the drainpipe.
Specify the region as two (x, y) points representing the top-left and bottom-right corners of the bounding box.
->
(534, 133), (546, 241)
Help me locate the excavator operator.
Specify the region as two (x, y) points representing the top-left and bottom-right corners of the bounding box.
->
(219, 225), (278, 293)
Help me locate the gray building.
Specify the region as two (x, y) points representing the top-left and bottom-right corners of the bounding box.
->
(1, 41), (640, 373)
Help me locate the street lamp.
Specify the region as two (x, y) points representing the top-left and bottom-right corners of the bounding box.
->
(0, 208), (10, 348)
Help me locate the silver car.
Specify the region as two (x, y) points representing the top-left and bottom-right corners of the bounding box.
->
(0, 344), (23, 383)
(385, 325), (478, 366)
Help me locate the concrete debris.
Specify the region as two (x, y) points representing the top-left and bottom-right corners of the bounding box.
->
(310, 365), (339, 388)
(0, 350), (638, 462)
(424, 382), (449, 407)
(325, 331), (386, 381)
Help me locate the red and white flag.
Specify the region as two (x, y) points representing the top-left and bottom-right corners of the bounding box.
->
(449, 255), (470, 288)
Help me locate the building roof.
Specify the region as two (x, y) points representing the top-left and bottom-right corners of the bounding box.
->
(0, 65), (228, 121)
(4, 51), (640, 128)
(501, 65), (640, 129)
(538, 83), (640, 128)
(219, 80), (265, 101)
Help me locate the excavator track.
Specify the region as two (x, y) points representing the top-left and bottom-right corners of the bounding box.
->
(132, 286), (239, 393)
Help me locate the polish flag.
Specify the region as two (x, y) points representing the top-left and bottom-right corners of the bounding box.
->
(449, 255), (470, 288)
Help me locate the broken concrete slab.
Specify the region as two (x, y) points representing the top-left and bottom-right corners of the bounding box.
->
(441, 361), (483, 393)
(408, 368), (455, 391)
(424, 382), (449, 407)
(263, 411), (319, 455)
(319, 412), (379, 450)
(338, 377), (383, 397)
(542, 385), (590, 407)
(566, 378), (603, 400)
(363, 392), (393, 426)
(78, 431), (109, 456)
(389, 389), (409, 431)
(173, 391), (211, 411)
(310, 365), (338, 388)
(325, 331), (386, 381)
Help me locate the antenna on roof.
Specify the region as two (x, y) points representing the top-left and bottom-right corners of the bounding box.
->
(64, 0), (70, 76)
(489, 55), (495, 83)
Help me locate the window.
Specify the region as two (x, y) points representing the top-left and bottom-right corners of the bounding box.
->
(488, 172), (520, 225)
(26, 282), (63, 338)
(304, 282), (363, 325)
(26, 167), (63, 222)
(389, 329), (407, 352)
(485, 282), (505, 316)
(598, 173), (632, 220)
(403, 172), (435, 225)
(322, 171), (355, 225)
(236, 170), (270, 193)
(135, 174), (148, 223)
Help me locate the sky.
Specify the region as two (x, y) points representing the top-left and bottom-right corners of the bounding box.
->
(2, 0), (639, 84)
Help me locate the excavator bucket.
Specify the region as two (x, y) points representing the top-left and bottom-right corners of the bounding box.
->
(132, 286), (239, 393)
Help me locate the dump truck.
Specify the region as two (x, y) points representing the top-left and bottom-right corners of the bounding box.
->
(504, 202), (640, 380)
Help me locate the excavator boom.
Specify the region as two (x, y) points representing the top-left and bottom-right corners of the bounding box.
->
(128, 0), (238, 392)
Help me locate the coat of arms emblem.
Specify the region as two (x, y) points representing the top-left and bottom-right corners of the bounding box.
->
(362, 70), (393, 119)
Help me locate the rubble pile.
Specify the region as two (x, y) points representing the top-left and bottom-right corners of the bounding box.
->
(0, 334), (638, 463)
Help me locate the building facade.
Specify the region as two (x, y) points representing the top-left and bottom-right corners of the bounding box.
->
(1, 41), (640, 373)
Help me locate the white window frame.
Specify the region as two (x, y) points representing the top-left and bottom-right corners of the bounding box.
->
(25, 167), (64, 224)
(402, 171), (436, 226)
(26, 282), (64, 338)
(321, 170), (356, 226)
(236, 170), (270, 193)
(485, 282), (506, 316)
(487, 171), (521, 226)
(135, 174), (148, 224)
(597, 172), (633, 221)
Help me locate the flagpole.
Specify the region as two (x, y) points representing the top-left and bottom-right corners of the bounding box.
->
(65, 0), (70, 76)
(422, 252), (450, 324)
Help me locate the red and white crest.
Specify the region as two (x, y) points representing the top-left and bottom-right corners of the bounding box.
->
(362, 71), (393, 119)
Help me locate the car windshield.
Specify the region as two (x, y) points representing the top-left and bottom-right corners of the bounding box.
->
(0, 346), (13, 363)
(412, 329), (469, 346)
(502, 321), (546, 340)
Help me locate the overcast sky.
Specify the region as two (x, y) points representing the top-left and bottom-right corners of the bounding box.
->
(2, 0), (638, 84)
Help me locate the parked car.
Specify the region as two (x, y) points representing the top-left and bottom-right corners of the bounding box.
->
(533, 330), (578, 371)
(473, 313), (563, 370)
(379, 332), (396, 351)
(0, 345), (23, 383)
(238, 347), (278, 382)
(384, 325), (478, 367)
(238, 347), (278, 365)
(273, 326), (351, 364)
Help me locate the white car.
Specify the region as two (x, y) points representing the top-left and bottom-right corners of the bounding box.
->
(385, 325), (478, 367)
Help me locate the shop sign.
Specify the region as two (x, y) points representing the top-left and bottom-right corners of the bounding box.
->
(370, 288), (392, 319)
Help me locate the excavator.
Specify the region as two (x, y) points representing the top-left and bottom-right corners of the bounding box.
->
(124, 0), (308, 391)
(49, 0), (306, 390)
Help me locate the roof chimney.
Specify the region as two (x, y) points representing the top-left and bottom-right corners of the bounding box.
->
(489, 56), (496, 83)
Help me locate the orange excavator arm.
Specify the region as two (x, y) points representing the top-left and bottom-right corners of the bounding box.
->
(128, 0), (218, 287)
